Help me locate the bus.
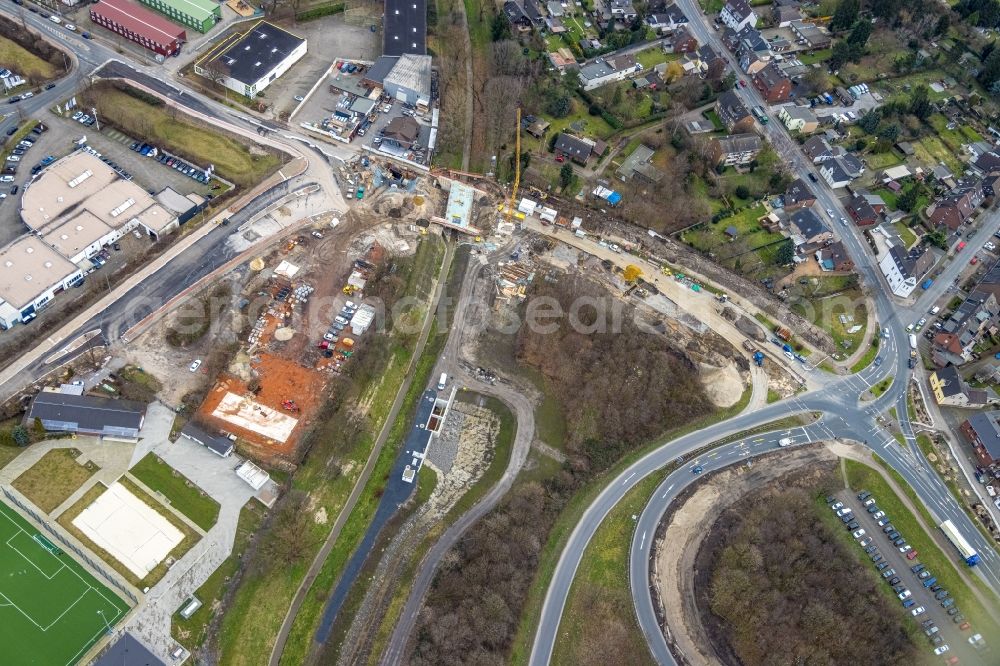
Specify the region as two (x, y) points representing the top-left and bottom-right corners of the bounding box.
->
(939, 519), (980, 566)
(752, 105), (769, 124)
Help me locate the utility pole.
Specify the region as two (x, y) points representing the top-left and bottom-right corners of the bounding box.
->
(91, 107), (100, 131)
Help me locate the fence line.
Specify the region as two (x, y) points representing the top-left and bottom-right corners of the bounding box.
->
(2, 488), (138, 604)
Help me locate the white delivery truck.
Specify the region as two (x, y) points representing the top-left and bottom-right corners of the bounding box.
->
(909, 334), (918, 350)
(437, 373), (447, 390)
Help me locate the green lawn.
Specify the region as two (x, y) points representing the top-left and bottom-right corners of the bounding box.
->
(551, 473), (660, 665)
(864, 150), (904, 170)
(850, 338), (880, 373)
(12, 449), (97, 514)
(0, 500), (130, 665)
(843, 459), (1000, 638)
(798, 48), (832, 65)
(82, 83), (285, 189)
(635, 47), (672, 70)
(791, 287), (866, 358)
(702, 109), (725, 131)
(130, 454), (220, 531)
(893, 222), (918, 248)
(0, 37), (59, 82)
(913, 135), (962, 176)
(172, 502), (266, 651)
(683, 204), (789, 280)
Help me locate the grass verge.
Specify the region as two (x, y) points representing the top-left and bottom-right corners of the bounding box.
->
(12, 448), (97, 514)
(551, 472), (663, 665)
(172, 501), (266, 650)
(850, 340), (880, 373)
(130, 454), (220, 531)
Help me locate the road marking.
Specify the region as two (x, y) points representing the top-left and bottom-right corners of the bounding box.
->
(640, 531), (646, 549)
(622, 471), (636, 485)
(661, 484), (674, 499)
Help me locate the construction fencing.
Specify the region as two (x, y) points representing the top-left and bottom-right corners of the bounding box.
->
(2, 488), (138, 605)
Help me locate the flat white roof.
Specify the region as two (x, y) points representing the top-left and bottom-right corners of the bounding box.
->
(0, 236), (80, 309)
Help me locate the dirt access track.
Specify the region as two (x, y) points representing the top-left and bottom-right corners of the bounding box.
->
(652, 443), (841, 664)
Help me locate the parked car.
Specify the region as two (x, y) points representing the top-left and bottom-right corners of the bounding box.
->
(911, 606), (925, 616)
(188, 359), (202, 372)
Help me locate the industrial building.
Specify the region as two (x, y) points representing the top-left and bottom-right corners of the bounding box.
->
(364, 54), (432, 107)
(194, 22), (307, 98)
(90, 0), (186, 57)
(28, 389), (147, 440)
(384, 0), (427, 56)
(137, 0), (219, 33)
(0, 237), (83, 329)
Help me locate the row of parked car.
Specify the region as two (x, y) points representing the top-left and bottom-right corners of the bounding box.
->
(129, 141), (211, 184)
(79, 145), (132, 182)
(834, 490), (968, 662)
(322, 301), (358, 344)
(71, 110), (96, 127)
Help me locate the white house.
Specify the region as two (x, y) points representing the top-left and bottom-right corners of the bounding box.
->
(195, 21), (307, 98)
(578, 53), (639, 90)
(720, 0), (757, 32)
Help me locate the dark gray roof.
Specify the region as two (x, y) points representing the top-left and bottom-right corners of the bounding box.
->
(365, 55), (399, 86)
(29, 392), (145, 432)
(716, 91), (751, 128)
(784, 178), (814, 205)
(790, 208), (828, 239)
(555, 133), (593, 160)
(934, 365), (966, 398)
(93, 632), (165, 666)
(211, 22), (305, 86)
(384, 0), (427, 56)
(181, 422), (234, 456)
(967, 411), (1000, 459)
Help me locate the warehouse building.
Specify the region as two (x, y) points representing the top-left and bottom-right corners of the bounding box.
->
(364, 54), (431, 107)
(384, 0), (426, 56)
(90, 0), (186, 57)
(0, 237), (83, 329)
(138, 0), (219, 33)
(28, 389), (147, 440)
(194, 21), (307, 98)
(22, 152), (179, 256)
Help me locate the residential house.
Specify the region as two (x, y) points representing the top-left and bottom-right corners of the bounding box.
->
(547, 0), (563, 16)
(960, 411), (1000, 468)
(555, 132), (596, 164)
(776, 104), (818, 133)
(861, 191), (887, 214)
(616, 144), (662, 182)
(976, 259), (1000, 300)
(697, 44), (727, 78)
(930, 366), (972, 406)
(773, 3), (801, 27)
(802, 136), (834, 163)
(789, 20), (831, 50)
(719, 0), (757, 32)
(609, 0), (637, 21)
(523, 0), (544, 25)
(503, 1), (532, 29)
(982, 173), (1000, 199)
(526, 118), (550, 139)
(548, 48), (577, 71)
(879, 244), (932, 298)
(927, 181), (984, 231)
(578, 52), (639, 90)
(789, 208), (831, 245)
(709, 133), (763, 166)
(752, 62), (792, 104)
(815, 241), (854, 272)
(784, 177), (815, 212)
(180, 422), (235, 457)
(646, 2), (687, 32)
(733, 26), (769, 57)
(547, 16), (567, 32)
(715, 91), (755, 133)
(820, 154), (864, 189)
(972, 150), (1000, 176)
(845, 192), (879, 227)
(740, 52), (767, 75)
(931, 289), (998, 367)
(665, 26), (698, 53)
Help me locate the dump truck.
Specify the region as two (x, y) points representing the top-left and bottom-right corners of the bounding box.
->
(775, 326), (793, 341)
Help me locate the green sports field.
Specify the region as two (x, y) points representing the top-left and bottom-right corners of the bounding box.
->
(0, 500), (130, 665)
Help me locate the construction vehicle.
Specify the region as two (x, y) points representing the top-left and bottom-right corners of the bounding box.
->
(503, 107), (522, 226)
(528, 185), (548, 200)
(753, 351), (765, 367)
(775, 326), (793, 342)
(342, 285), (356, 295)
(281, 400), (300, 413)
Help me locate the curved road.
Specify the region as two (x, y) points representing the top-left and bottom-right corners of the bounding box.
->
(528, 2), (1000, 663)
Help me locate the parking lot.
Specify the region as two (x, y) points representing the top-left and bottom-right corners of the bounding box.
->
(829, 491), (990, 664)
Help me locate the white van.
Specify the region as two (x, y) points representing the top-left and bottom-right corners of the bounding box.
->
(437, 373), (447, 390)
(778, 437), (793, 447)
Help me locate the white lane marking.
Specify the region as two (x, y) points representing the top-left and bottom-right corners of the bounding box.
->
(661, 483), (675, 499)
(640, 531), (646, 549)
(623, 471), (636, 485)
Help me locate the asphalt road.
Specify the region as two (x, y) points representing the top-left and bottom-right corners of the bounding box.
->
(529, 4), (1000, 664)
